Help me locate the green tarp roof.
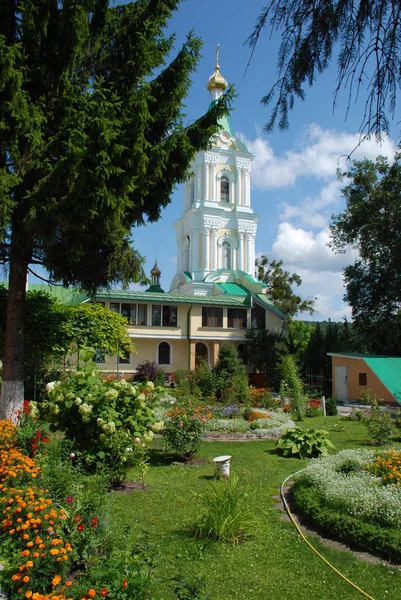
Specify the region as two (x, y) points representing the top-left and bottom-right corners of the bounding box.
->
(364, 357), (401, 404)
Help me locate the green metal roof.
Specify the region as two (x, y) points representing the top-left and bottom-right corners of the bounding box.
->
(25, 284), (86, 305)
(216, 282), (249, 296)
(364, 357), (401, 404)
(94, 289), (248, 307)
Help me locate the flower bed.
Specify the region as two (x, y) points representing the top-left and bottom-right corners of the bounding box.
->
(204, 409), (295, 438)
(292, 448), (401, 560)
(0, 420), (151, 600)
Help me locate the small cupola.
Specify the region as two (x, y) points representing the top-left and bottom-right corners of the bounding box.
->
(146, 260), (164, 293)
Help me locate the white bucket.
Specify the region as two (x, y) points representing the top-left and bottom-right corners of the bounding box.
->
(213, 455), (231, 478)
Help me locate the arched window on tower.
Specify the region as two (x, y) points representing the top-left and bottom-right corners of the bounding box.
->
(220, 176), (229, 203)
(222, 240), (231, 270)
(189, 180), (195, 205)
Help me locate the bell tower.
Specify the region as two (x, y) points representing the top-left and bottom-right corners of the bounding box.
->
(171, 48), (259, 294)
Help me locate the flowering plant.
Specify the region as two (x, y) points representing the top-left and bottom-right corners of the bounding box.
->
(38, 355), (164, 480)
(163, 401), (206, 460)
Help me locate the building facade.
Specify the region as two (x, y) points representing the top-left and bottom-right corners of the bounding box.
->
(79, 55), (286, 377)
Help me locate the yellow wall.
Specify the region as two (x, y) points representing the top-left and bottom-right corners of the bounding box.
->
(331, 355), (396, 405)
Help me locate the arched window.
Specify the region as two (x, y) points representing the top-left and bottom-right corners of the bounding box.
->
(189, 181), (195, 205)
(222, 240), (231, 269)
(158, 342), (171, 365)
(195, 342), (209, 366)
(220, 176), (229, 203)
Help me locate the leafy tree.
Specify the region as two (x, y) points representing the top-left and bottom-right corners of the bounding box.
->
(330, 154), (401, 329)
(245, 329), (288, 391)
(0, 0), (233, 419)
(248, 0), (401, 140)
(255, 255), (315, 317)
(0, 288), (131, 398)
(287, 320), (315, 366)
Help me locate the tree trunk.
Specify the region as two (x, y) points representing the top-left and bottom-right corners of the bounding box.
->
(0, 233), (31, 422)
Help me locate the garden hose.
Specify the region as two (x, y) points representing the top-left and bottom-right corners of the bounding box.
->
(280, 470), (376, 600)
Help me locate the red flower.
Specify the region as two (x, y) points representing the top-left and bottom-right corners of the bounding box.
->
(42, 437), (50, 444)
(90, 517), (98, 528)
(23, 400), (30, 416)
(77, 523), (84, 531)
(36, 429), (41, 441)
(100, 589), (108, 597)
(122, 578), (128, 590)
(73, 515), (82, 523)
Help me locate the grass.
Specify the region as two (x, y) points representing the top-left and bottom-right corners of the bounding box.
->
(111, 416), (401, 600)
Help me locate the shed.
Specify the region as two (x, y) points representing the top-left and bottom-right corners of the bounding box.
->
(328, 353), (401, 406)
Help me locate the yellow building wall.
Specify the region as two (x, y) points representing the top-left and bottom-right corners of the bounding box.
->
(331, 356), (396, 405)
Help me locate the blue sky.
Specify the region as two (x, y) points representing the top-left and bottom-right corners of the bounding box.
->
(127, 0), (399, 321)
(29, 0), (398, 321)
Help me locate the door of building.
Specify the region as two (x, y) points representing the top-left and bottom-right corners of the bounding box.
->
(335, 366), (348, 403)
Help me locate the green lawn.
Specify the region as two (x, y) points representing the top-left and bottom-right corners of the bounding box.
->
(112, 416), (401, 600)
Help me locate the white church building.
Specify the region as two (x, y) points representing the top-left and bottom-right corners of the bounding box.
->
(72, 56), (286, 375)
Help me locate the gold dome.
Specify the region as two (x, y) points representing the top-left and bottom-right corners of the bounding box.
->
(207, 66), (228, 92)
(150, 260), (161, 277)
(207, 44), (228, 92)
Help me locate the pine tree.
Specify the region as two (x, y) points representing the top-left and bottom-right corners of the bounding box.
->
(0, 0), (233, 419)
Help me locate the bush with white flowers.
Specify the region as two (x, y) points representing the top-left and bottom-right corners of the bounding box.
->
(38, 355), (165, 482)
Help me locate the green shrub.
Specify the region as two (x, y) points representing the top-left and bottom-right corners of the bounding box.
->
(364, 404), (393, 445)
(293, 480), (401, 562)
(280, 356), (307, 421)
(276, 426), (334, 458)
(324, 396), (338, 416)
(194, 475), (253, 544)
(215, 344), (250, 404)
(37, 356), (164, 484)
(163, 403), (206, 460)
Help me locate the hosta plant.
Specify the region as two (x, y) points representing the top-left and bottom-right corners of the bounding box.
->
(276, 426), (334, 459)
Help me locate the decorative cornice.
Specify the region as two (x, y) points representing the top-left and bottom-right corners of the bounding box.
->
(236, 157), (252, 170)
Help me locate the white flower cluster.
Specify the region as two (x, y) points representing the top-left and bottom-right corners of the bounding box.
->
(150, 421), (164, 433)
(97, 418), (116, 435)
(78, 403), (92, 422)
(28, 401), (40, 419)
(104, 388), (119, 401)
(300, 449), (401, 528)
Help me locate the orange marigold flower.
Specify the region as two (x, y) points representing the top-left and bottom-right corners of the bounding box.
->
(65, 581), (73, 587)
(88, 590), (96, 598)
(23, 575), (30, 583)
(25, 561), (33, 568)
(52, 575), (61, 586)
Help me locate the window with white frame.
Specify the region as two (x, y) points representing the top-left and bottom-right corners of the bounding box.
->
(109, 302), (147, 325)
(152, 305), (177, 327)
(227, 308), (247, 329)
(202, 307), (223, 327)
(158, 342), (171, 365)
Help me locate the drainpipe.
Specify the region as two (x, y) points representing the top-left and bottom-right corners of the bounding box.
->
(187, 304), (192, 369)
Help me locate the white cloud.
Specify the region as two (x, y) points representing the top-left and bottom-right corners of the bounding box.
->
(271, 223), (358, 272)
(241, 125), (396, 190)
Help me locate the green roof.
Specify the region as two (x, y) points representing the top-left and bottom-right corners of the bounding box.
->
(93, 289), (248, 307)
(364, 357), (401, 404)
(25, 284), (86, 305)
(216, 282), (249, 296)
